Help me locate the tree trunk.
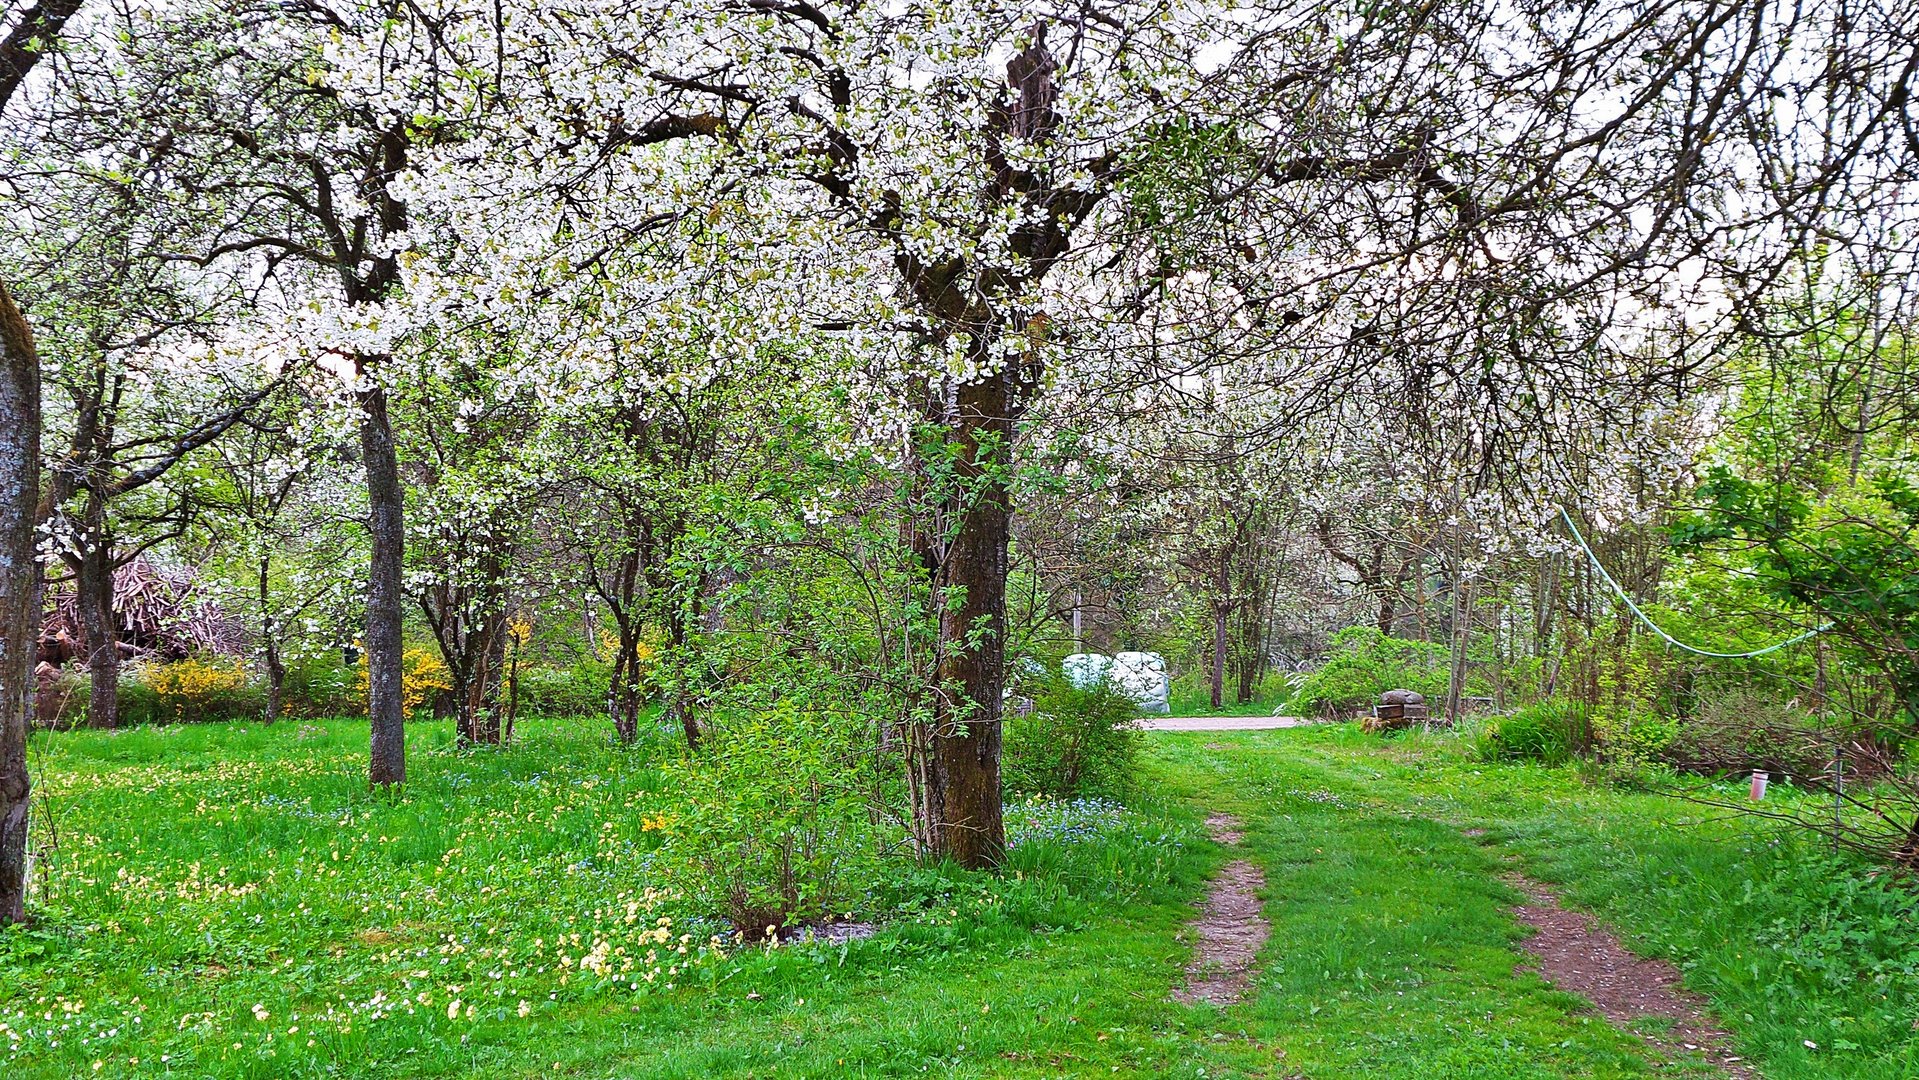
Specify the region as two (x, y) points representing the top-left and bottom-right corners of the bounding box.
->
(1445, 578), (1473, 723)
(664, 603), (701, 750)
(503, 626), (521, 745)
(1413, 558), (1430, 641)
(910, 370), (1011, 870)
(1534, 553), (1559, 658)
(358, 366), (406, 787)
(608, 620), (642, 744)
(1371, 540), (1396, 634)
(422, 544), (512, 750)
(1210, 598), (1228, 711)
(1492, 598), (1507, 713)
(264, 644), (285, 724)
(459, 610), (506, 746)
(1233, 567), (1267, 706)
(77, 526), (118, 729)
(260, 556), (284, 723)
(610, 676), (641, 744)
(0, 281), (41, 924)
(482, 618), (507, 744)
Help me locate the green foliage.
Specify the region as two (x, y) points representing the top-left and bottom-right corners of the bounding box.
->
(1120, 117), (1262, 273)
(1554, 617), (1682, 768)
(1002, 676), (1142, 797)
(1282, 625), (1451, 717)
(511, 662), (610, 719)
(1721, 851), (1919, 1013)
(1474, 698), (1586, 766)
(1592, 706), (1680, 773)
(651, 701), (891, 936)
(279, 652), (357, 717)
(1673, 464), (1919, 719)
(1163, 667), (1289, 717)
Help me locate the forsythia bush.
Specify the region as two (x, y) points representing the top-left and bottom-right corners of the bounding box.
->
(355, 646), (454, 717)
(124, 657), (259, 725)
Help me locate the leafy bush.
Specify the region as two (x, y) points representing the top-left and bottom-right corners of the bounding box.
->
(1003, 675), (1141, 797)
(650, 700), (889, 937)
(280, 652), (358, 717)
(1282, 626), (1452, 717)
(1591, 706), (1680, 772)
(1623, 840), (1919, 1048)
(513, 662), (611, 719)
(1164, 667), (1291, 715)
(1474, 698), (1587, 766)
(1743, 854), (1919, 1009)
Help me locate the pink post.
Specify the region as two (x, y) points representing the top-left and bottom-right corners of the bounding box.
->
(1750, 770), (1769, 801)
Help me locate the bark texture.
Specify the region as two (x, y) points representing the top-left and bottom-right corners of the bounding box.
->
(907, 368), (1013, 870)
(358, 364), (406, 786)
(259, 556), (285, 723)
(76, 513), (117, 728)
(597, 540), (650, 745)
(0, 0), (83, 108)
(0, 281), (42, 923)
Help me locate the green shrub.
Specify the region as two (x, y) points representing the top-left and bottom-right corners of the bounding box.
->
(110, 679), (159, 725)
(1727, 849), (1919, 1009)
(1164, 667), (1291, 715)
(513, 663), (610, 718)
(650, 700), (888, 937)
(1595, 708), (1680, 768)
(1283, 626), (1452, 717)
(1475, 698), (1587, 766)
(280, 653), (357, 717)
(1003, 676), (1142, 798)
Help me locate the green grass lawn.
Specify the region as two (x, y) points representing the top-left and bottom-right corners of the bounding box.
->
(1162, 672), (1292, 717)
(7, 719), (1917, 1077)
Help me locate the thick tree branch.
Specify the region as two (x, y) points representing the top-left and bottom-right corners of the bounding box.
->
(0, 0), (81, 111)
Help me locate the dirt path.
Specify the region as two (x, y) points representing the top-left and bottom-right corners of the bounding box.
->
(1138, 715), (1312, 731)
(1172, 813), (1271, 1006)
(1506, 872), (1758, 1079)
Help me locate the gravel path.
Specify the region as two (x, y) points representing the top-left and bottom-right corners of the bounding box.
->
(1136, 715), (1313, 731)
